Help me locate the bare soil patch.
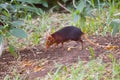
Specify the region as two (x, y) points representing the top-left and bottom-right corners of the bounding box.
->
(0, 35), (120, 80)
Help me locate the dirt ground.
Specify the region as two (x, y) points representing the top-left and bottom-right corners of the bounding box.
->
(0, 35), (120, 80)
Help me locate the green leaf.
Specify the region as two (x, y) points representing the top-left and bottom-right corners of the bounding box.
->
(109, 19), (120, 35)
(109, 53), (114, 62)
(63, 65), (68, 72)
(0, 35), (3, 44)
(17, 0), (41, 4)
(3, 75), (10, 80)
(77, 0), (86, 12)
(89, 47), (95, 59)
(41, 0), (48, 7)
(87, 0), (95, 8)
(110, 19), (120, 27)
(8, 44), (18, 58)
(73, 14), (80, 23)
(113, 13), (120, 16)
(62, 0), (68, 3)
(0, 3), (11, 14)
(17, 5), (43, 15)
(10, 28), (27, 38)
(112, 25), (119, 35)
(0, 26), (4, 30)
(11, 21), (25, 27)
(75, 10), (80, 15)
(0, 3), (9, 10)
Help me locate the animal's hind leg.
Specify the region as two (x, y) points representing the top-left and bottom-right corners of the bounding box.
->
(79, 39), (84, 50)
(54, 43), (59, 48)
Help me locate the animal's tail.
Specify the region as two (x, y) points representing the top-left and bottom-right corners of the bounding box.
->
(81, 33), (119, 50)
(82, 34), (105, 48)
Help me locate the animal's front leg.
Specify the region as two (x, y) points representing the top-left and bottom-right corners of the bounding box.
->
(60, 42), (64, 48)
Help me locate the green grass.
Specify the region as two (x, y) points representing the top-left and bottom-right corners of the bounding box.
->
(39, 57), (120, 80)
(7, 13), (73, 49)
(4, 57), (120, 80)
(7, 8), (117, 49)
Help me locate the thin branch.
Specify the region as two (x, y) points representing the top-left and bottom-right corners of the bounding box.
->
(73, 0), (77, 8)
(57, 1), (71, 13)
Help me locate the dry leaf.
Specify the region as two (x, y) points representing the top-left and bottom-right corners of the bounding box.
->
(34, 66), (43, 72)
(67, 47), (78, 51)
(21, 60), (32, 68)
(104, 45), (119, 50)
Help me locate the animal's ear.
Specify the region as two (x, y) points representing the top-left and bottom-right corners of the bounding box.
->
(49, 35), (54, 40)
(44, 28), (52, 39)
(47, 28), (52, 36)
(48, 35), (51, 38)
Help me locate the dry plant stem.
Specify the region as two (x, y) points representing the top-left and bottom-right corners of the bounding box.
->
(57, 1), (71, 13)
(73, 0), (77, 8)
(0, 42), (4, 57)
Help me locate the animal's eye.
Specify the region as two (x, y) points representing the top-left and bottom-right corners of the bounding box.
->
(48, 40), (51, 43)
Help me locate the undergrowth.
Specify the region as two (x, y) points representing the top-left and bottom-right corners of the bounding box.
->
(42, 57), (120, 80)
(9, 7), (119, 49)
(1, 0), (120, 57)
(4, 56), (120, 80)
